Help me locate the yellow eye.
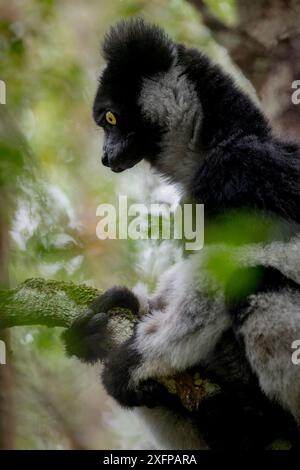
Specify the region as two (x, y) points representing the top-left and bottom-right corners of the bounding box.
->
(105, 111), (117, 126)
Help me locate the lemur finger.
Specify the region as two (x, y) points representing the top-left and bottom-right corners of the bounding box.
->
(70, 287), (140, 333)
(108, 378), (170, 408)
(84, 312), (109, 334)
(135, 379), (171, 408)
(69, 307), (95, 329)
(62, 312), (110, 360)
(90, 286), (140, 316)
(67, 332), (108, 363)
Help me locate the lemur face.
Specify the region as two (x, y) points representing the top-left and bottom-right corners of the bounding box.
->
(93, 19), (175, 173)
(93, 70), (163, 173)
(93, 19), (202, 181)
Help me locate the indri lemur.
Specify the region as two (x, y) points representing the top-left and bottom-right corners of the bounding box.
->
(63, 19), (300, 449)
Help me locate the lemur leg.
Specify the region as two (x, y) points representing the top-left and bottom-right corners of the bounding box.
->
(226, 266), (300, 424)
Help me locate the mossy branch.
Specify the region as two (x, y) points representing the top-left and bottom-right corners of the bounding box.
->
(0, 278), (100, 328)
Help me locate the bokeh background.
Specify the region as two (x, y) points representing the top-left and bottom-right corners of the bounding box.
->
(1, 0), (300, 449)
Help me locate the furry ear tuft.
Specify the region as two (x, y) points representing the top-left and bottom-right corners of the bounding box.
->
(102, 18), (175, 77)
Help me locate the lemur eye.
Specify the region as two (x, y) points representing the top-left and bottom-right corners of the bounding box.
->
(105, 111), (117, 126)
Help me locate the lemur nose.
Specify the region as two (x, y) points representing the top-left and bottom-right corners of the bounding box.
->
(102, 153), (110, 167)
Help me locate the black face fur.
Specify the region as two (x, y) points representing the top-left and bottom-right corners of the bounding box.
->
(93, 18), (174, 172)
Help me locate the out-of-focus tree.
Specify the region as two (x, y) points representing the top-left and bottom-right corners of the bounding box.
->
(190, 0), (300, 140)
(0, 0), (124, 449)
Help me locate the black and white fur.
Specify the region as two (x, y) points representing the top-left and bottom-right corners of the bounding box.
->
(63, 19), (300, 449)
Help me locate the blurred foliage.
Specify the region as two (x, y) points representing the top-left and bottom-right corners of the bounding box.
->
(205, 0), (237, 25)
(0, 0), (241, 450)
(205, 210), (289, 246)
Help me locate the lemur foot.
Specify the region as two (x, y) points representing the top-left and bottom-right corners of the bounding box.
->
(62, 286), (140, 363)
(101, 339), (177, 409)
(113, 378), (168, 408)
(102, 359), (170, 408)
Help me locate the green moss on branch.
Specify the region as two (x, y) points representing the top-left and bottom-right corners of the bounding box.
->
(0, 278), (101, 328)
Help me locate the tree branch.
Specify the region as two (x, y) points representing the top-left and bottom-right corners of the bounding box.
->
(0, 278), (101, 328)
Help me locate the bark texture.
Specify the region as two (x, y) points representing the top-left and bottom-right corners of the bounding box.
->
(190, 0), (300, 140)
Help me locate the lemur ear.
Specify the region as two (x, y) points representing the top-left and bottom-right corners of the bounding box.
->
(102, 18), (175, 77)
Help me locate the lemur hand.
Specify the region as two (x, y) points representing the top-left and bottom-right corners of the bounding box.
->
(62, 286), (140, 363)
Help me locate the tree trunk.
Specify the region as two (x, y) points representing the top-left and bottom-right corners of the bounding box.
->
(189, 0), (300, 140)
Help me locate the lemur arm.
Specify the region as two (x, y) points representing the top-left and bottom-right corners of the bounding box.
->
(63, 256), (229, 406)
